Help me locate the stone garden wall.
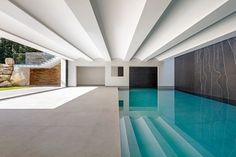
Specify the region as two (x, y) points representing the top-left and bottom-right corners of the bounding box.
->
(0, 58), (14, 87)
(0, 58), (60, 87)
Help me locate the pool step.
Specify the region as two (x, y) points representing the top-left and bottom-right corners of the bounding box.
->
(120, 117), (130, 157)
(124, 116), (142, 157)
(152, 117), (204, 157)
(131, 117), (167, 157)
(120, 116), (142, 157)
(142, 117), (178, 157)
(120, 116), (214, 157)
(153, 117), (214, 157)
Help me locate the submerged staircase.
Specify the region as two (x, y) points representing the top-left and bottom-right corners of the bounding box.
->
(120, 116), (214, 157)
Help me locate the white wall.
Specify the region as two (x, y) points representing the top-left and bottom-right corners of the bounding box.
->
(68, 59), (160, 87)
(105, 61), (129, 87)
(68, 60), (102, 86)
(158, 57), (174, 89)
(77, 67), (105, 85)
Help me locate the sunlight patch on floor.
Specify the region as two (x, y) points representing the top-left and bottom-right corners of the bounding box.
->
(0, 87), (97, 109)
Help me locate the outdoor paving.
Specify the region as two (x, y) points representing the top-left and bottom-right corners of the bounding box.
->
(0, 87), (120, 157)
(0, 86), (61, 100)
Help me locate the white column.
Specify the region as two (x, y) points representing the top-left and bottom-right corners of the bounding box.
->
(60, 59), (66, 87)
(68, 61), (77, 87)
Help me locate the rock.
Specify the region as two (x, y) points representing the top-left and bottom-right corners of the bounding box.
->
(5, 58), (15, 65)
(0, 64), (13, 71)
(3, 65), (13, 70)
(0, 75), (11, 82)
(0, 58), (14, 87)
(11, 67), (30, 86)
(0, 64), (13, 72)
(0, 80), (12, 87)
(0, 68), (13, 75)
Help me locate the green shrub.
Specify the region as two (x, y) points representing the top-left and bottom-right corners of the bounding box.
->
(0, 38), (40, 63)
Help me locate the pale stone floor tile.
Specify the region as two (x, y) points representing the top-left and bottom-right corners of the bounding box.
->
(0, 87), (120, 157)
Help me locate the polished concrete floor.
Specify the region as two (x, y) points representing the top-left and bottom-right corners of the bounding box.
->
(0, 87), (120, 157)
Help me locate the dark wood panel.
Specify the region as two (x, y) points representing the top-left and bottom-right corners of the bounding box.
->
(129, 67), (157, 88)
(30, 64), (60, 86)
(175, 36), (236, 105)
(118, 66), (124, 77)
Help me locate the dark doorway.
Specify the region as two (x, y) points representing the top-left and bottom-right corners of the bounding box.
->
(129, 67), (157, 88)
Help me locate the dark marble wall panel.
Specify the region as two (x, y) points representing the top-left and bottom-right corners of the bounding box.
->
(175, 52), (195, 92)
(129, 67), (157, 88)
(175, 37), (236, 105)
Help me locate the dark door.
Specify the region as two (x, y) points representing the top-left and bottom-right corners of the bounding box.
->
(129, 67), (157, 88)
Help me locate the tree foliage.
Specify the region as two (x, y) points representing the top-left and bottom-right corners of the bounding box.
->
(0, 38), (40, 63)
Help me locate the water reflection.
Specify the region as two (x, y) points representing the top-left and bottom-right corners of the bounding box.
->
(119, 88), (236, 157)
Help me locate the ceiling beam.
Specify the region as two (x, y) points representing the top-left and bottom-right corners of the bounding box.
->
(124, 0), (171, 61)
(156, 13), (236, 61)
(65, 0), (111, 61)
(89, 0), (148, 60)
(0, 0), (92, 61)
(0, 29), (72, 60)
(134, 0), (236, 61)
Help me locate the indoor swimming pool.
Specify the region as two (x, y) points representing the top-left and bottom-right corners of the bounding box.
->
(119, 88), (236, 157)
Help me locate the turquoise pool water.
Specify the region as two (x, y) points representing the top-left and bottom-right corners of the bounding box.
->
(119, 88), (236, 157)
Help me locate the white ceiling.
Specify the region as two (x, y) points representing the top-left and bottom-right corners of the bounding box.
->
(0, 0), (235, 62)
